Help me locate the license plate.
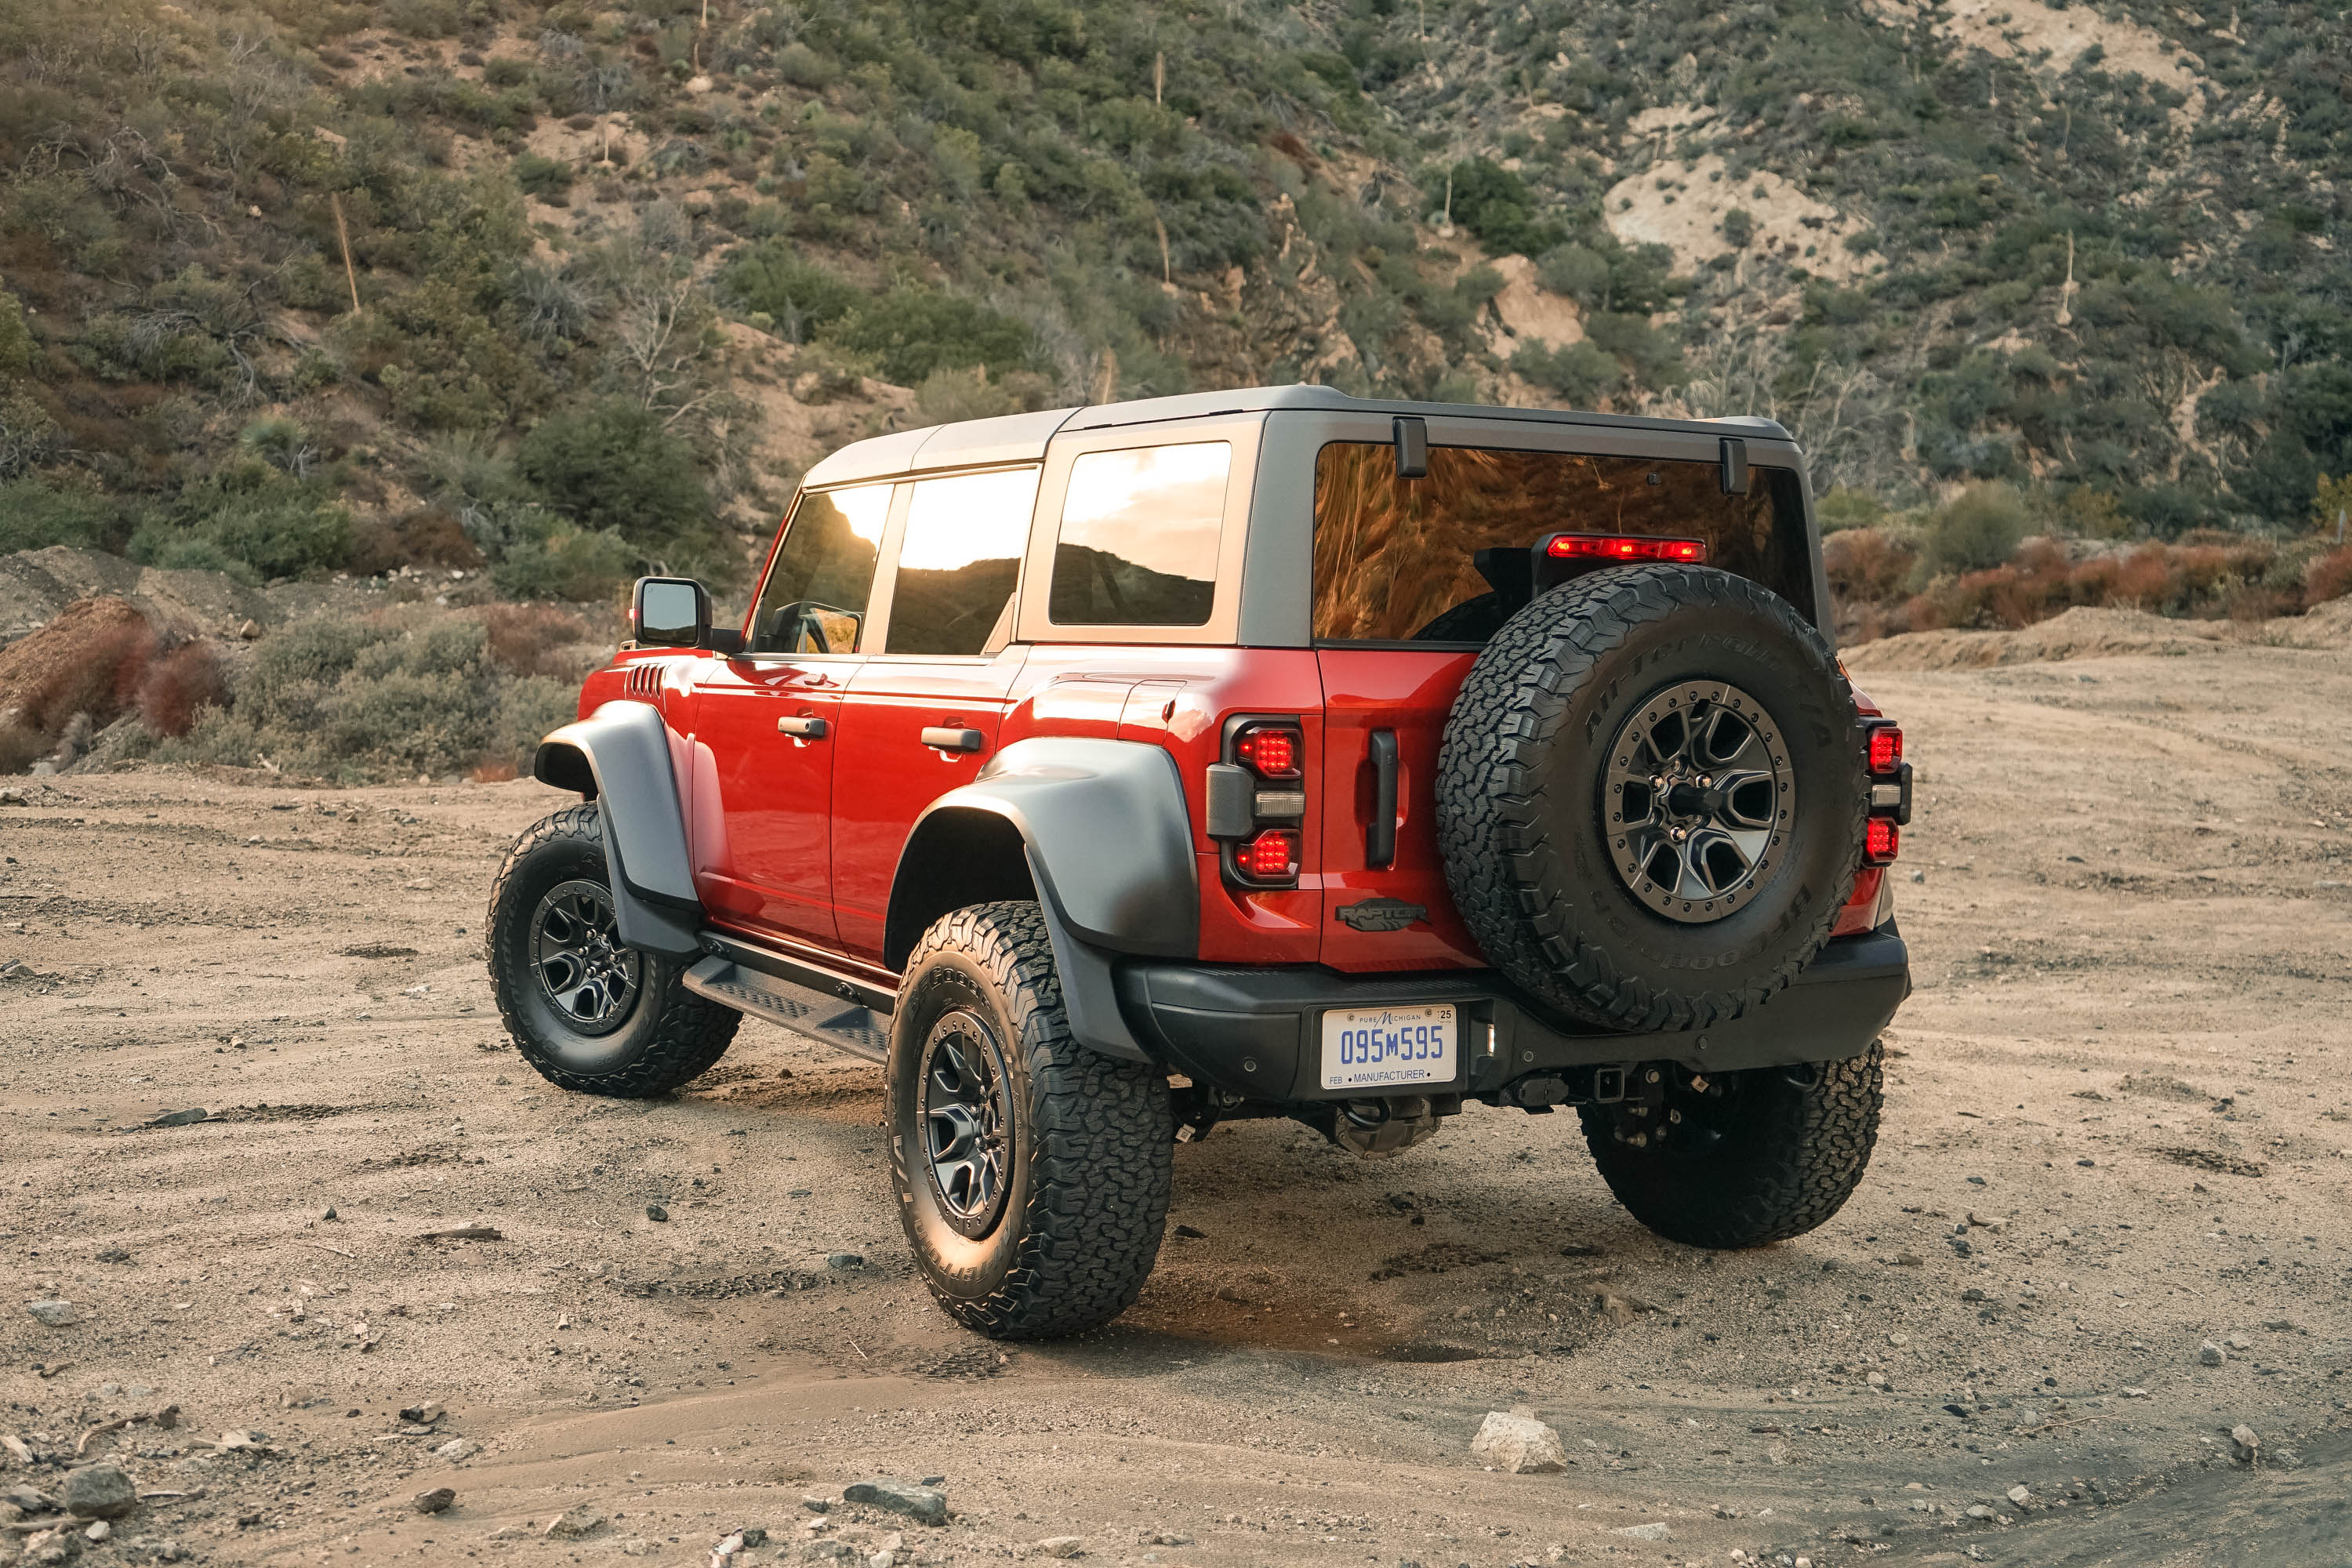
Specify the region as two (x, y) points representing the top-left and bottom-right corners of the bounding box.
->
(1319, 1004), (1457, 1091)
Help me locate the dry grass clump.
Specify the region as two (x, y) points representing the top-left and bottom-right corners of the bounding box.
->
(1828, 528), (2350, 642)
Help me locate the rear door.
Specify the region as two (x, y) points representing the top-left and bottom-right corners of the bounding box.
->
(829, 466), (1038, 962)
(689, 481), (891, 948)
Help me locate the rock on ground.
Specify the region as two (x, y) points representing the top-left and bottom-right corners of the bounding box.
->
(59, 1463), (136, 1519)
(1470, 1412), (1567, 1474)
(841, 1477), (946, 1525)
(544, 1504), (605, 1539)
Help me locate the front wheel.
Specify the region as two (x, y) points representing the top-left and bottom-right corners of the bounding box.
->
(889, 902), (1173, 1339)
(1578, 1041), (1883, 1249)
(486, 804), (739, 1097)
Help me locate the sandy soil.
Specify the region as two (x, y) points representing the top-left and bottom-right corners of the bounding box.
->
(4, 637), (2350, 1568)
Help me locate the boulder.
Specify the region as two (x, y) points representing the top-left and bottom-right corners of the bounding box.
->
(1469, 1411), (1567, 1474)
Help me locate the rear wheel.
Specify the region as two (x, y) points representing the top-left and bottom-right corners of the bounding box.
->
(1579, 1042), (1884, 1249)
(889, 902), (1173, 1339)
(487, 804), (739, 1097)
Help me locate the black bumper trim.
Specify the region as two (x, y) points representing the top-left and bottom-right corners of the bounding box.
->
(1116, 924), (1910, 1102)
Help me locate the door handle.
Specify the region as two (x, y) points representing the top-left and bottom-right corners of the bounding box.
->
(920, 726), (985, 753)
(777, 715), (828, 739)
(1367, 729), (1399, 868)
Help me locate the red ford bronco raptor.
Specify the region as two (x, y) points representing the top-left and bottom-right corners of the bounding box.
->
(488, 386), (1912, 1340)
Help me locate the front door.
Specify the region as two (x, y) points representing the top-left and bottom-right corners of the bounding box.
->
(829, 466), (1039, 962)
(689, 481), (892, 949)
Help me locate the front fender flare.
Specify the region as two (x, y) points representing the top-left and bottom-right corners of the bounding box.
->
(534, 701), (702, 956)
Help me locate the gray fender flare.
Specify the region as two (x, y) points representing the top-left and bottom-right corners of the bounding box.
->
(533, 701), (702, 957)
(895, 738), (1200, 1063)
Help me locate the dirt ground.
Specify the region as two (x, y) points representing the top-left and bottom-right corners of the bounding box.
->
(4, 634), (2350, 1568)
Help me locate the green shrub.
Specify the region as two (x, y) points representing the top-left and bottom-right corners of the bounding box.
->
(1815, 488), (1889, 534)
(237, 619), (400, 733)
(1583, 311), (1682, 390)
(717, 241), (865, 342)
(132, 477), (353, 583)
(775, 42), (837, 89)
(0, 477), (113, 553)
(1534, 241), (1609, 303)
(491, 673), (585, 768)
(492, 524), (637, 601)
(0, 288), (31, 378)
(1920, 483), (2032, 576)
(514, 152), (575, 198)
(516, 398), (709, 545)
(820, 286), (1036, 385)
(1433, 158), (1561, 259)
(1512, 339), (1621, 404)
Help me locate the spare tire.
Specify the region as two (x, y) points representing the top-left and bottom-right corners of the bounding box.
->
(1436, 562), (1866, 1032)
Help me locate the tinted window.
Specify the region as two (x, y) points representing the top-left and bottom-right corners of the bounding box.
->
(750, 483), (890, 654)
(1047, 441), (1227, 626)
(1312, 442), (1803, 643)
(886, 467), (1039, 656)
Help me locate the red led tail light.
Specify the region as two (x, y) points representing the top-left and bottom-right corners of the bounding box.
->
(1868, 725), (1903, 775)
(1543, 533), (1708, 564)
(1864, 818), (1900, 865)
(1241, 829), (1300, 880)
(1233, 724), (1301, 779)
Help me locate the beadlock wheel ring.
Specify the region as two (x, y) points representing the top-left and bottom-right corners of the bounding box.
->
(1602, 678), (1795, 924)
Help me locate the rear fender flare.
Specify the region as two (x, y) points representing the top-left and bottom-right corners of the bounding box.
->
(890, 738), (1200, 1062)
(533, 701), (702, 956)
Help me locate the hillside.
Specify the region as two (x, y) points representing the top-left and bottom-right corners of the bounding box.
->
(1, 0), (2347, 606)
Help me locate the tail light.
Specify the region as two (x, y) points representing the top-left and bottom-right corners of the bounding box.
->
(1867, 725), (1903, 775)
(1240, 829), (1300, 880)
(1233, 723), (1301, 779)
(1863, 720), (1909, 866)
(1208, 717), (1308, 889)
(1541, 533), (1708, 564)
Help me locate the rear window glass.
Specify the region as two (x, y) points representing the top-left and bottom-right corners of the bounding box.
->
(1312, 442), (1806, 644)
(887, 467), (1037, 656)
(1047, 442), (1227, 626)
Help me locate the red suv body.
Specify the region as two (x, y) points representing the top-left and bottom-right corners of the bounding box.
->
(495, 385), (1911, 1339)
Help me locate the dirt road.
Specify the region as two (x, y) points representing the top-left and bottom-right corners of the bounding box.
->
(4, 635), (2349, 1568)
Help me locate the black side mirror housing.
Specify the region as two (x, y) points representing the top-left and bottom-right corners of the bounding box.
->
(631, 576), (708, 648)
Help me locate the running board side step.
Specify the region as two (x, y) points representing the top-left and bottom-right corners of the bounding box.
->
(682, 956), (893, 1063)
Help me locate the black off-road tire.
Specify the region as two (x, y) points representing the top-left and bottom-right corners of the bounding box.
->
(1582, 1043), (1883, 1248)
(1437, 562), (1867, 1031)
(889, 902), (1174, 1340)
(486, 804), (738, 1097)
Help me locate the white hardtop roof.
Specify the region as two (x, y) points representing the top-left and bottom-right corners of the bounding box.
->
(797, 386), (1790, 489)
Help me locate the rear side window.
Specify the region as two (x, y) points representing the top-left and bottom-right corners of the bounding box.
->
(885, 467), (1039, 656)
(1312, 443), (1807, 644)
(750, 483), (890, 654)
(1047, 441), (1228, 626)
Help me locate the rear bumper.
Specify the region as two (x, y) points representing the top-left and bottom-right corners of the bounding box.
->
(1115, 923), (1910, 1103)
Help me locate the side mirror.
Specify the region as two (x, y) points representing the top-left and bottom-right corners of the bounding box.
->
(632, 576), (707, 648)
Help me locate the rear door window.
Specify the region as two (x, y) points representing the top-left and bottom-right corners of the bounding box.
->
(750, 484), (891, 654)
(1312, 442), (1808, 644)
(1047, 441), (1228, 626)
(884, 466), (1039, 656)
